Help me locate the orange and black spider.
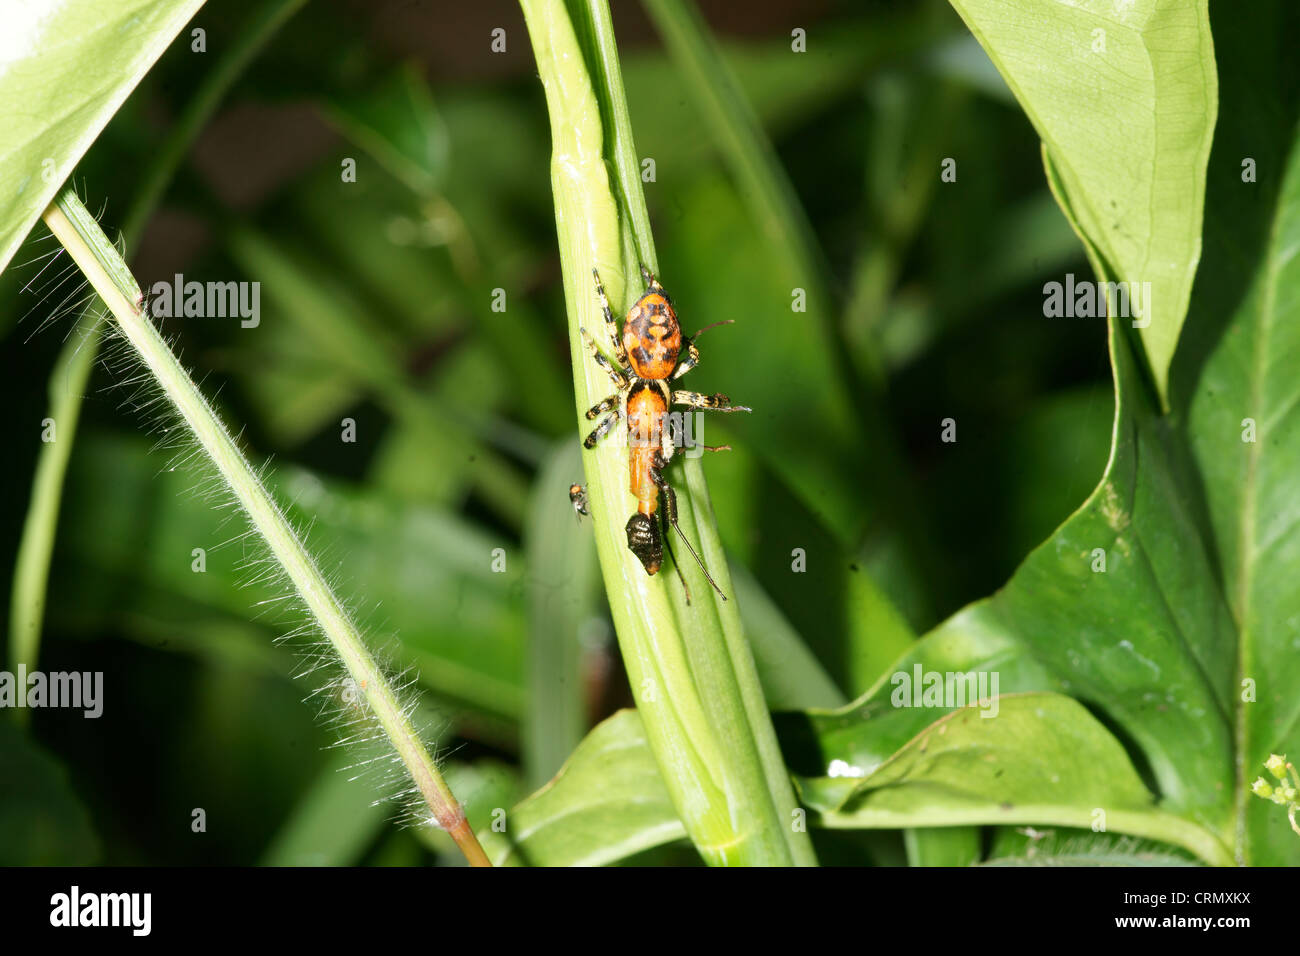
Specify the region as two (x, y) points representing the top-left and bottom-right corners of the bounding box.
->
(579, 264), (749, 603)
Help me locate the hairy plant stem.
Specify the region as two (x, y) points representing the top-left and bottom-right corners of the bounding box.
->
(42, 189), (490, 868)
(8, 0), (307, 684)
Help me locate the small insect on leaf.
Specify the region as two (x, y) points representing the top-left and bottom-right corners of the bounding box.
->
(569, 482), (589, 520)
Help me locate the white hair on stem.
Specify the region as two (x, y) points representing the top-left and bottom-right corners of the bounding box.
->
(31, 190), (487, 863)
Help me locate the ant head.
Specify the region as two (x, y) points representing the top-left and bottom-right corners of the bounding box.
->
(625, 513), (662, 575)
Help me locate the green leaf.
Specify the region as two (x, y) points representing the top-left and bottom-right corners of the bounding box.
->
(789, 3), (1300, 866)
(798, 694), (1227, 865)
(904, 827), (981, 868)
(259, 751), (393, 867)
(523, 441), (599, 787)
(492, 696), (1217, 867)
(1179, 0), (1300, 866)
(0, 0), (205, 274)
(983, 830), (1199, 867)
(0, 722), (100, 864)
(946, 0), (1217, 406)
(788, 325), (1233, 866)
(479, 710), (686, 866)
(806, 694), (1155, 817)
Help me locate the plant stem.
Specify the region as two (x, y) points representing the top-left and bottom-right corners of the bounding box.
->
(42, 189), (490, 868)
(520, 0), (815, 865)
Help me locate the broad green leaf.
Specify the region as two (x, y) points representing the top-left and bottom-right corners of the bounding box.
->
(0, 722), (100, 865)
(797, 694), (1226, 865)
(803, 694), (1156, 820)
(478, 710), (686, 866)
(0, 0), (205, 274)
(786, 325), (1234, 866)
(787, 2), (1300, 866)
(501, 696), (1211, 867)
(946, 0), (1217, 405)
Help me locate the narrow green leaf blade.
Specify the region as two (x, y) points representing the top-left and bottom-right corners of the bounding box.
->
(523, 442), (599, 787)
(1180, 0), (1300, 865)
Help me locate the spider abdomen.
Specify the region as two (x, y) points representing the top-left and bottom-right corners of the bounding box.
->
(622, 292), (682, 380)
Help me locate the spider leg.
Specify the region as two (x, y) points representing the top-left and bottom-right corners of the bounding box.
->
(585, 394), (620, 420)
(583, 408), (623, 449)
(672, 390), (751, 413)
(580, 326), (629, 389)
(672, 342), (700, 380)
(673, 320), (734, 380)
(592, 268), (629, 367)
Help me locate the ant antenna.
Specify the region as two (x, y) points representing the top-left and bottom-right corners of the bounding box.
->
(689, 319), (735, 343)
(666, 515), (727, 602)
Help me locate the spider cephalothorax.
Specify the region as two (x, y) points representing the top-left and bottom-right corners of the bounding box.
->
(578, 265), (749, 602)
